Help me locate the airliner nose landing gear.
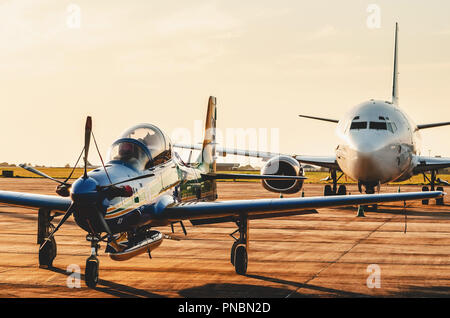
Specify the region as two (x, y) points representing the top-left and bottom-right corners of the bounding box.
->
(230, 215), (249, 275)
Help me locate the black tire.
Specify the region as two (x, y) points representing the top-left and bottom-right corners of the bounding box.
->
(85, 256), (99, 288)
(39, 237), (57, 268)
(230, 242), (238, 265)
(234, 245), (248, 275)
(324, 185), (332, 196)
(422, 186), (429, 205)
(436, 186), (444, 205)
(337, 185), (347, 195)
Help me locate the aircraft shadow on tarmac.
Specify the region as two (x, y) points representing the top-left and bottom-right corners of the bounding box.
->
(390, 285), (450, 297)
(330, 204), (450, 218)
(179, 274), (371, 298)
(48, 267), (165, 298)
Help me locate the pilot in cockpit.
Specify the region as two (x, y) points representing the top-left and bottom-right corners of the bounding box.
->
(118, 142), (138, 162)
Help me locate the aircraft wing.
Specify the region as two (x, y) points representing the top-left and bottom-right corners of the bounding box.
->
(174, 143), (339, 170)
(174, 143), (275, 160)
(294, 155), (339, 170)
(413, 156), (450, 174)
(154, 191), (443, 223)
(0, 191), (71, 212)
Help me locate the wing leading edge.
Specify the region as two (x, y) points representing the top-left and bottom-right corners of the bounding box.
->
(0, 191), (71, 212)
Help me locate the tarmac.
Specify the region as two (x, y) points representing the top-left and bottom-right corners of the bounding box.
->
(0, 178), (449, 298)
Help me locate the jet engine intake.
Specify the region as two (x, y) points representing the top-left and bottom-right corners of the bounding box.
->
(261, 156), (304, 194)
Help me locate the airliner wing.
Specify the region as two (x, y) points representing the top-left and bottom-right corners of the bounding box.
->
(174, 143), (339, 170)
(154, 191), (443, 223)
(0, 191), (71, 212)
(294, 155), (339, 170)
(413, 156), (450, 174)
(174, 143), (277, 160)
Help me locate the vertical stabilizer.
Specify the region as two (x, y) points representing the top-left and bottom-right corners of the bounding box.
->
(392, 22), (399, 106)
(199, 96), (217, 173)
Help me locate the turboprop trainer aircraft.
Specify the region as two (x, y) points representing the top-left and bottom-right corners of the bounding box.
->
(0, 96), (443, 288)
(175, 24), (450, 207)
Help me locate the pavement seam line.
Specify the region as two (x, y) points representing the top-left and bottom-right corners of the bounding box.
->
(285, 214), (396, 298)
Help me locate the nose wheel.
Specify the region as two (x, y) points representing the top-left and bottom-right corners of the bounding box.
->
(85, 234), (101, 288)
(230, 215), (249, 275)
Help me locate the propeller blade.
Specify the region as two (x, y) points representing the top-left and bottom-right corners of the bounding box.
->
(39, 204), (75, 250)
(19, 164), (68, 186)
(84, 116), (92, 179)
(95, 209), (112, 236)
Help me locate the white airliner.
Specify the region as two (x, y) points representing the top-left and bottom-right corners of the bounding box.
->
(175, 23), (450, 206)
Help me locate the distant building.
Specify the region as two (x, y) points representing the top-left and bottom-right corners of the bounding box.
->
(216, 163), (240, 171)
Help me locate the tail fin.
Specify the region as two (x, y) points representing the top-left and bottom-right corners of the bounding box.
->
(392, 22), (399, 106)
(198, 96), (217, 173)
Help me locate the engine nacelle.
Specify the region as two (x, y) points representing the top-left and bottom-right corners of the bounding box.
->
(261, 155), (304, 194)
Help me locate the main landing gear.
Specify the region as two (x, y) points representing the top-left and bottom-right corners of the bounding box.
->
(422, 170), (445, 205)
(324, 170), (347, 196)
(230, 215), (249, 275)
(37, 208), (58, 268)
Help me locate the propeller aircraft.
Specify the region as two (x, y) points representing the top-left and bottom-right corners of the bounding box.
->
(0, 96), (443, 288)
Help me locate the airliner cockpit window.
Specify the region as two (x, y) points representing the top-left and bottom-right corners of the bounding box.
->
(350, 121), (367, 130)
(369, 122), (387, 130)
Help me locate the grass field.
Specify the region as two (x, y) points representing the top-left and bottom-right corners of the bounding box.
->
(0, 166), (448, 186)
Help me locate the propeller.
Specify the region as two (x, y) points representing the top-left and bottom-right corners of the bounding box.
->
(19, 164), (69, 186)
(84, 116), (92, 179)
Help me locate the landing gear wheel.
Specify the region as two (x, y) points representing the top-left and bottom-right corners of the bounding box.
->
(436, 186), (444, 205)
(38, 236), (57, 268)
(85, 256), (99, 288)
(234, 245), (248, 275)
(337, 185), (347, 195)
(324, 185), (333, 196)
(230, 241), (238, 265)
(422, 186), (429, 205)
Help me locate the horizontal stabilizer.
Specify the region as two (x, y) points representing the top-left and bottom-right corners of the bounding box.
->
(417, 122), (450, 130)
(298, 115), (339, 123)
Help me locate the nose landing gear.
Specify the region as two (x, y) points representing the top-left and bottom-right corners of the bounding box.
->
(85, 234), (100, 288)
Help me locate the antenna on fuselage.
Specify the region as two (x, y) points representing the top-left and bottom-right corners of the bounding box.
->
(392, 22), (399, 106)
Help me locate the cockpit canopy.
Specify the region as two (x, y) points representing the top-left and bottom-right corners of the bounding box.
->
(108, 124), (172, 170)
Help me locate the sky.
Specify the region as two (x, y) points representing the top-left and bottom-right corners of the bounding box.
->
(0, 0), (450, 167)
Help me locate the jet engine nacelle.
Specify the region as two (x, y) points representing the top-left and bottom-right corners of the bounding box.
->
(261, 155), (304, 194)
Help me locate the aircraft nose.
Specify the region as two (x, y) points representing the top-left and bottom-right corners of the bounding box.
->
(71, 177), (100, 204)
(347, 134), (388, 182)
